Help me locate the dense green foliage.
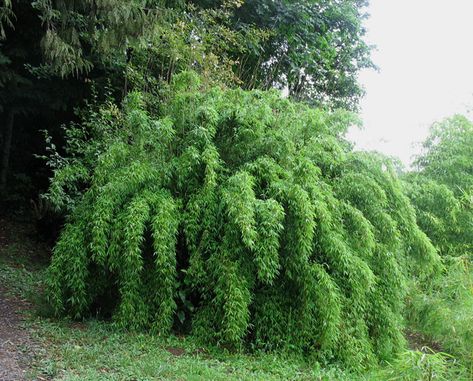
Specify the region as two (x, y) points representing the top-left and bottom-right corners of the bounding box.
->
(30, 0), (372, 107)
(404, 116), (473, 371)
(406, 116), (473, 257)
(5, 0), (473, 378)
(229, 0), (373, 108)
(31, 0), (263, 83)
(45, 72), (440, 370)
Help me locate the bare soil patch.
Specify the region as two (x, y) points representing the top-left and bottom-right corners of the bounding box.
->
(0, 216), (49, 381)
(0, 287), (36, 381)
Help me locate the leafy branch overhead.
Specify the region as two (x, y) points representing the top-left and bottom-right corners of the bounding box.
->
(29, 0), (372, 109)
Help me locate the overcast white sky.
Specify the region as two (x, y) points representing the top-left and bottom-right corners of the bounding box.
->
(347, 0), (473, 166)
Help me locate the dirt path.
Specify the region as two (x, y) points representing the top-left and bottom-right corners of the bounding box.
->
(0, 286), (35, 381)
(0, 217), (45, 381)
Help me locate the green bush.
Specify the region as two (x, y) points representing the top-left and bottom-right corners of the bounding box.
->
(46, 72), (440, 370)
(404, 116), (473, 371)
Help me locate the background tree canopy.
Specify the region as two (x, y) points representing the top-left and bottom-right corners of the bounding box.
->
(0, 0), (372, 205)
(31, 0), (372, 107)
(229, 0), (373, 108)
(407, 115), (473, 257)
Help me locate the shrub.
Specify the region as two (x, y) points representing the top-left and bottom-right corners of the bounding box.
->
(404, 117), (473, 370)
(46, 72), (440, 370)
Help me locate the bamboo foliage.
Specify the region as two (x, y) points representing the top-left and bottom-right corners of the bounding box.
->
(403, 116), (473, 368)
(0, 0), (14, 40)
(46, 72), (439, 369)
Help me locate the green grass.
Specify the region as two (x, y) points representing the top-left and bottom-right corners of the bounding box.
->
(30, 320), (356, 381)
(27, 314), (468, 380)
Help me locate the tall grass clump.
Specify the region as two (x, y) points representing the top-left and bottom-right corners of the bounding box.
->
(407, 257), (473, 366)
(45, 72), (440, 370)
(372, 349), (468, 381)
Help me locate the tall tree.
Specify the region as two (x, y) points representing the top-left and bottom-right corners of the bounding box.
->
(230, 0), (374, 109)
(32, 0), (373, 108)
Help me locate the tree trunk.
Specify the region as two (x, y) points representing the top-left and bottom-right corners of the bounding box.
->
(0, 110), (14, 191)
